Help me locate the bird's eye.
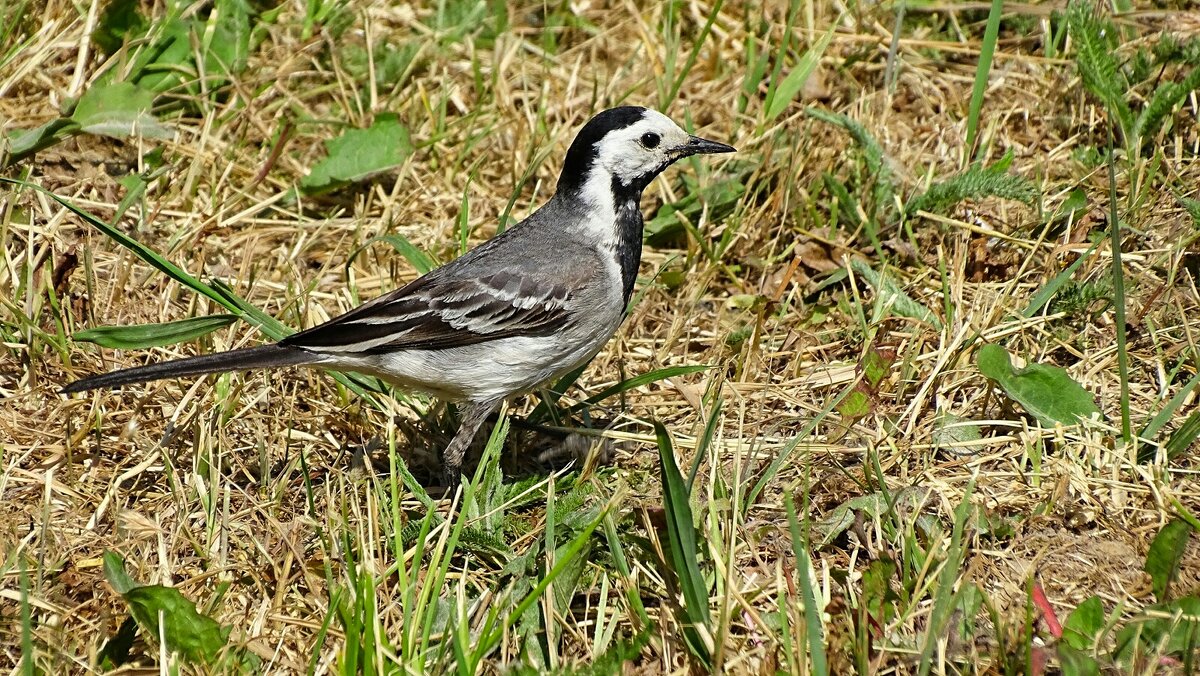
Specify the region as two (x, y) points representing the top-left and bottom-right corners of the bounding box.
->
(640, 132), (661, 149)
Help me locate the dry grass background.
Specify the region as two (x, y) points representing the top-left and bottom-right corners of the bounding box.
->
(2, 0), (1200, 673)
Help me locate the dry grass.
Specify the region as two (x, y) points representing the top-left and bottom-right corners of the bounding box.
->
(3, 0), (1200, 673)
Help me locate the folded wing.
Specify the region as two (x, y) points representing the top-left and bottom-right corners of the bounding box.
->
(282, 269), (578, 354)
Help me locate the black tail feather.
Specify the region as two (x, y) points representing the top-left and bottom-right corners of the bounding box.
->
(61, 344), (318, 394)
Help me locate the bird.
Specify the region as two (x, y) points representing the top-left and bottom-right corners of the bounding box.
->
(61, 106), (736, 484)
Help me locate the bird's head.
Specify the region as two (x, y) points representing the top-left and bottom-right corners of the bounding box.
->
(556, 106), (735, 206)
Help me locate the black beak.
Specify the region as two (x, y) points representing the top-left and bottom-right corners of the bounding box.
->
(681, 135), (736, 157)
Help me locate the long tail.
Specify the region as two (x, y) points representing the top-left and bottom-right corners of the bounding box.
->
(61, 344), (319, 394)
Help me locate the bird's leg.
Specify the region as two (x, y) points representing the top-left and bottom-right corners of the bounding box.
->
(442, 400), (499, 487)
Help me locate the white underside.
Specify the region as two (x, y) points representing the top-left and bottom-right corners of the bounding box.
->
(333, 312), (621, 403)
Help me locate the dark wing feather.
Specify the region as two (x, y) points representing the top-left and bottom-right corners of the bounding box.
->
(281, 269), (577, 354)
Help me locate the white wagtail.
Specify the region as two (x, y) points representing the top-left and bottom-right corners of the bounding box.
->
(62, 106), (735, 482)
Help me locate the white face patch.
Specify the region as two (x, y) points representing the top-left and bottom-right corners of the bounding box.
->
(591, 110), (691, 186)
(570, 110), (694, 218)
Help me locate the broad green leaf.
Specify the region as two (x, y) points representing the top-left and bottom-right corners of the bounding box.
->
(655, 421), (713, 668)
(97, 618), (137, 670)
(1057, 644), (1101, 676)
(71, 82), (171, 139)
(765, 24), (835, 122)
(955, 583), (985, 640)
(102, 551), (257, 669)
(73, 314), (238, 349)
(102, 551), (136, 594)
(4, 116), (79, 165)
(205, 0), (253, 78)
(861, 347), (895, 390)
(1062, 595), (1105, 650)
(300, 113), (413, 194)
(1059, 187), (1088, 220)
(862, 557), (899, 626)
(124, 586), (230, 665)
(837, 389), (871, 420)
(126, 17), (192, 93)
(1145, 519), (1194, 602)
(977, 344), (1102, 427)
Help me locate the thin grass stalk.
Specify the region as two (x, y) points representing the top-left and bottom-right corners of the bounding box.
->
(687, 392), (722, 492)
(308, 587), (340, 674)
(1107, 125), (1132, 444)
(884, 1), (905, 95)
(543, 474), (559, 670)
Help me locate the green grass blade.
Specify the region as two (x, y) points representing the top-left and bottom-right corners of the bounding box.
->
(601, 512), (650, 629)
(72, 314), (238, 349)
(5, 178), (227, 306)
(744, 384), (849, 512)
(20, 564), (34, 675)
(665, 0), (725, 104)
(565, 364), (710, 414)
(8, 179), (388, 404)
(765, 23), (835, 123)
(785, 493), (827, 676)
(686, 392), (721, 492)
(1022, 238), (1102, 318)
(1165, 411), (1200, 461)
(965, 0), (1004, 160)
(654, 421), (713, 668)
(918, 481), (975, 676)
(1140, 371), (1200, 443)
(474, 499), (611, 663)
(346, 233), (437, 277)
(760, 0), (802, 131)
